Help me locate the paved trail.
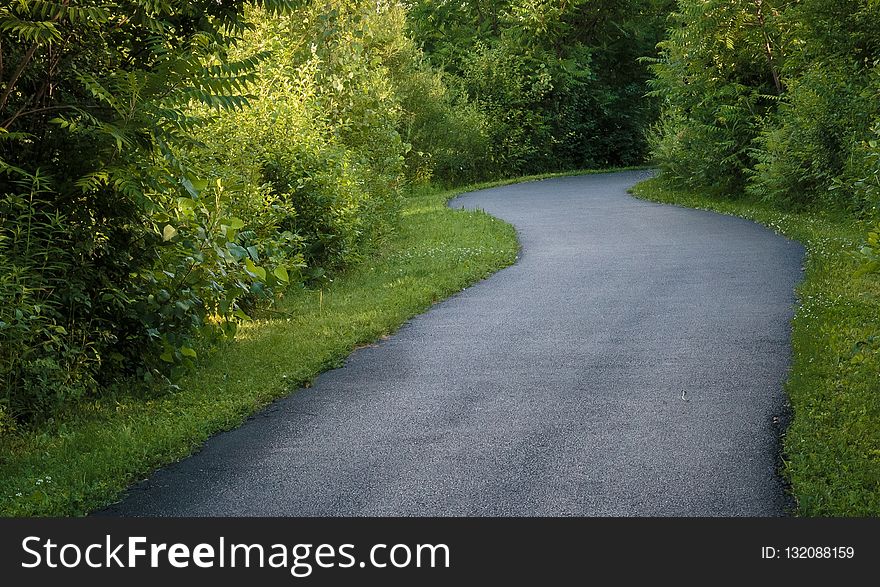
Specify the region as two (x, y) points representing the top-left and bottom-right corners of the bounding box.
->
(102, 171), (804, 516)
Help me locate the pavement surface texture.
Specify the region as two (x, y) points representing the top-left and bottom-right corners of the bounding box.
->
(101, 170), (804, 516)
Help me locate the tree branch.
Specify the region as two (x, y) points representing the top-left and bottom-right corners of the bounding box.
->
(1, 3), (68, 114)
(0, 42), (40, 113)
(755, 0), (783, 94)
(1, 105), (71, 130)
(1, 31), (72, 130)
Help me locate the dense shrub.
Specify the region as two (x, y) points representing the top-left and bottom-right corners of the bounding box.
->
(0, 177), (96, 419)
(393, 62), (492, 185)
(646, 0), (785, 193)
(856, 121), (880, 210)
(650, 0), (880, 213)
(747, 0), (880, 212)
(0, 0), (427, 422)
(408, 0), (672, 179)
(1, 0), (675, 424)
(196, 1), (408, 276)
(0, 1), (311, 421)
(750, 64), (880, 211)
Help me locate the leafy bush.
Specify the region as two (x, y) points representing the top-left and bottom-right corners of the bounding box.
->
(854, 122), (880, 278)
(387, 39), (492, 185)
(646, 0), (785, 193)
(0, 0), (452, 424)
(398, 68), (492, 185)
(649, 0), (880, 211)
(197, 1), (412, 275)
(460, 39), (554, 175)
(0, 1), (305, 422)
(750, 63), (880, 211)
(408, 0), (672, 180)
(1, 0), (675, 425)
(855, 121), (880, 210)
(0, 175), (95, 418)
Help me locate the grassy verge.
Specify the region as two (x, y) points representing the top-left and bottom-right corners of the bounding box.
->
(0, 183), (519, 516)
(631, 177), (880, 516)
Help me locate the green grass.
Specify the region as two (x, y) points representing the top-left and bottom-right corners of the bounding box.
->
(0, 183), (519, 516)
(631, 177), (880, 516)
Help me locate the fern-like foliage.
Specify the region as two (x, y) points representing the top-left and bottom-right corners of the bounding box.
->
(0, 0), (306, 420)
(645, 0), (788, 192)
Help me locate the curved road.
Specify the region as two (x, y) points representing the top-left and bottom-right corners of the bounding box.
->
(102, 171), (804, 516)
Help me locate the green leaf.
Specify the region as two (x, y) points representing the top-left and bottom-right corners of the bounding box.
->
(226, 242), (248, 260)
(221, 217), (246, 230)
(177, 197), (197, 211)
(273, 266), (289, 283)
(245, 258), (267, 281)
(191, 178), (209, 193)
(180, 346), (197, 358)
(162, 224), (178, 241)
(222, 321), (238, 339)
(182, 176), (209, 198)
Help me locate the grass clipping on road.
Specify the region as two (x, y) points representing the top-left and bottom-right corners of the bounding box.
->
(632, 178), (880, 517)
(0, 186), (518, 516)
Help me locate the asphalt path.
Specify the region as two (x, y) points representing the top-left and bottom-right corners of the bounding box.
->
(101, 170), (804, 516)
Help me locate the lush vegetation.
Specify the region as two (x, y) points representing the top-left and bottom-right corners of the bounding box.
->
(0, 0), (669, 429)
(648, 0), (880, 211)
(1, 0), (314, 427)
(407, 0), (673, 180)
